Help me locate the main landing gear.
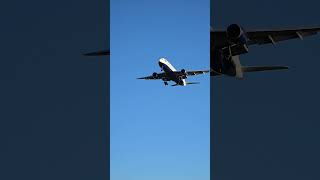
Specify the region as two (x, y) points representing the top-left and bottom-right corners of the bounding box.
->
(164, 81), (168, 86)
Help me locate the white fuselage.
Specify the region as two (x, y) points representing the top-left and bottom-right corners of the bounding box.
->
(158, 58), (186, 86)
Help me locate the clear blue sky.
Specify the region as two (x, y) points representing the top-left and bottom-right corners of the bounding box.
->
(111, 0), (210, 179)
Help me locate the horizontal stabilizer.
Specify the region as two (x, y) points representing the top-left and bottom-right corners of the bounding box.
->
(242, 66), (288, 73)
(171, 82), (200, 86)
(186, 82), (200, 85)
(83, 50), (110, 56)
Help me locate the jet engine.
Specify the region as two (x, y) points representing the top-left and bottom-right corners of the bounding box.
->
(224, 24), (249, 56)
(152, 72), (158, 79)
(227, 24), (248, 44)
(181, 69), (187, 78)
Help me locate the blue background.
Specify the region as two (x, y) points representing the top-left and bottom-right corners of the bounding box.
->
(111, 0), (210, 179)
(212, 0), (320, 179)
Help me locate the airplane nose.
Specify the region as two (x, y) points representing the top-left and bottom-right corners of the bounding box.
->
(158, 62), (163, 68)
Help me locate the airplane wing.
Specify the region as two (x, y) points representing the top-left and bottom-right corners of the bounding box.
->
(212, 27), (320, 47)
(137, 72), (166, 80)
(186, 70), (210, 76)
(168, 70), (209, 77)
(83, 50), (110, 56)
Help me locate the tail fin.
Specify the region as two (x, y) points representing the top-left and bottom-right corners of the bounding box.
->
(242, 66), (288, 73)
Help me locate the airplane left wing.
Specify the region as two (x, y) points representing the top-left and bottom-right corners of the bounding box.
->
(212, 27), (320, 48)
(137, 72), (166, 80)
(186, 70), (210, 76)
(246, 27), (320, 45)
(170, 70), (209, 77)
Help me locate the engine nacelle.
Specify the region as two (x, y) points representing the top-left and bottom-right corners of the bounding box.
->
(181, 69), (187, 78)
(152, 72), (158, 78)
(227, 24), (248, 44)
(223, 24), (249, 56)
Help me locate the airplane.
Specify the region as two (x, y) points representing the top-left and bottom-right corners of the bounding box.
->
(212, 24), (320, 79)
(137, 58), (209, 86)
(84, 24), (320, 79)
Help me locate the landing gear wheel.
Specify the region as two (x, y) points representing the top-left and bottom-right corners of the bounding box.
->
(164, 81), (168, 86)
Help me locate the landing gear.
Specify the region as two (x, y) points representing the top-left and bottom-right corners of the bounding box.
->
(228, 45), (232, 59)
(221, 45), (233, 61)
(164, 81), (168, 86)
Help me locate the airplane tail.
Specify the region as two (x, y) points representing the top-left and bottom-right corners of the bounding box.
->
(242, 66), (289, 73)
